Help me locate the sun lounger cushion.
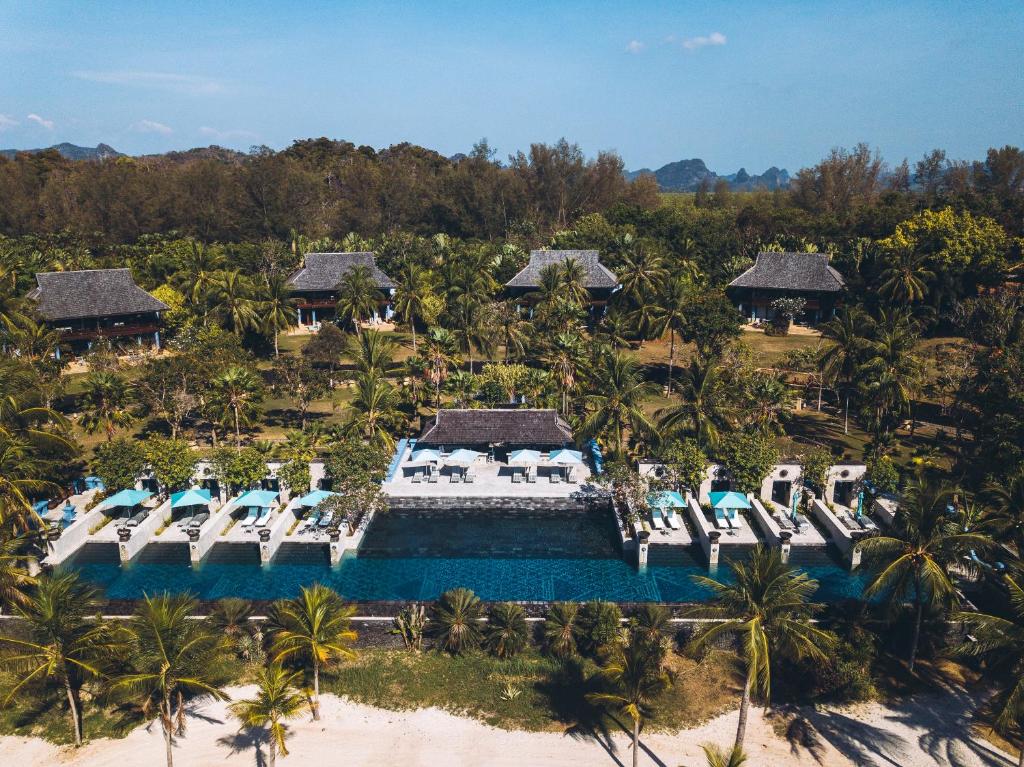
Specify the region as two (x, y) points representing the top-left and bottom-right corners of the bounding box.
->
(240, 509), (259, 527)
(714, 515), (729, 530)
(666, 512), (682, 530)
(189, 512), (209, 528)
(650, 513), (665, 530)
(730, 514), (744, 529)
(255, 508), (273, 527)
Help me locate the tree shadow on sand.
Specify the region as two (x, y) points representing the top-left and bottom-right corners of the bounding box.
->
(217, 726), (267, 767)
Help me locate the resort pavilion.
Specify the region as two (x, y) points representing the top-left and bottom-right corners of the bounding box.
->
(726, 251), (845, 325)
(504, 249), (620, 311)
(26, 268), (168, 357)
(285, 251), (396, 328)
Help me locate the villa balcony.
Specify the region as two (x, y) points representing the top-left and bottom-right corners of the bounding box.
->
(57, 322), (161, 342)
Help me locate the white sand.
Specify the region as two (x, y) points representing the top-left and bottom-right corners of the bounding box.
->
(0, 688), (1015, 767)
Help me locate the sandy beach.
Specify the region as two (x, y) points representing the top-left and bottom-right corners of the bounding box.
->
(0, 686), (1016, 767)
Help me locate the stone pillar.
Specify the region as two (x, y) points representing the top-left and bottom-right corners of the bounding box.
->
(849, 542), (862, 570)
(637, 530), (650, 568)
(311, 309), (317, 325)
(329, 528), (342, 565)
(779, 531), (792, 564)
(154, 331), (161, 350)
(707, 530), (720, 567)
(118, 526), (133, 563)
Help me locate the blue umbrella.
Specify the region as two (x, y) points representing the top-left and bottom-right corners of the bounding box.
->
(234, 489), (279, 508)
(170, 488), (212, 509)
(446, 448), (481, 466)
(791, 488), (801, 522)
(856, 490), (865, 519)
(298, 490), (336, 507)
(409, 448), (441, 464)
(708, 491), (751, 510)
(99, 489), (152, 511)
(508, 449), (541, 464)
(549, 448), (584, 465)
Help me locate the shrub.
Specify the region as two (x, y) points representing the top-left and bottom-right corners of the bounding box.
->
(392, 603), (427, 651)
(577, 600), (622, 656)
(431, 588), (483, 654)
(484, 603), (529, 659)
(543, 602), (581, 658)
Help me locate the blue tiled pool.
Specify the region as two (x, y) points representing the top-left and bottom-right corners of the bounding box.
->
(63, 510), (871, 602)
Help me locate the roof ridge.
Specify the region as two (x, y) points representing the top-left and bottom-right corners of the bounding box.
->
(37, 267), (132, 276)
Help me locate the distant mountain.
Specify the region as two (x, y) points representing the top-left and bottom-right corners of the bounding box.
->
(626, 158), (790, 192)
(0, 143), (122, 161)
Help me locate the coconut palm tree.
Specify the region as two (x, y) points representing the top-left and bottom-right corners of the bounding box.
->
(702, 744), (747, 767)
(1, 312), (64, 362)
(543, 602), (581, 658)
(431, 588), (483, 655)
(335, 265), (382, 334)
(617, 244), (667, 307)
(448, 293), (495, 374)
(393, 260), (436, 352)
(544, 331), (583, 416)
(491, 300), (531, 363)
(819, 307), (873, 433)
(212, 270), (259, 336)
(861, 323), (923, 437)
(631, 603), (672, 652)
(657, 361), (734, 451)
(268, 583), (357, 721)
(0, 533), (36, 611)
(0, 573), (112, 746)
(656, 275), (693, 395)
(259, 274), (296, 357)
(210, 366), (264, 448)
(343, 372), (402, 450)
(860, 477), (990, 671)
(587, 632), (672, 767)
(344, 329), (398, 378)
(109, 593), (232, 767)
(0, 437), (61, 532)
(228, 664), (306, 767)
(984, 470), (1024, 558)
(580, 351), (657, 459)
(686, 546), (835, 749)
(483, 602), (529, 659)
(423, 327), (458, 408)
(878, 247), (934, 304)
(952, 575), (1024, 767)
(79, 371), (134, 441)
(176, 239), (225, 318)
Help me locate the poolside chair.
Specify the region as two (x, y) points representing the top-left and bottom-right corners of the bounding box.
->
(449, 470), (461, 483)
(714, 513), (729, 530)
(177, 514), (193, 529)
(776, 514), (795, 531)
(427, 465), (439, 483)
(550, 470), (562, 484)
(665, 509), (682, 530)
(512, 470), (522, 484)
(650, 509), (666, 530)
(189, 511), (210, 528)
(730, 513), (744, 529)
(318, 511), (334, 529)
(255, 507), (273, 528)
(239, 507), (259, 530)
(127, 509), (149, 527)
(857, 516), (878, 532)
(297, 512), (317, 534)
(566, 467), (577, 484)
(464, 468), (475, 484)
(527, 467), (536, 484)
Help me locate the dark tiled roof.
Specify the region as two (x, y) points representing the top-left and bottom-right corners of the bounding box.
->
(505, 250), (619, 290)
(419, 408), (574, 446)
(28, 269), (168, 322)
(286, 252), (395, 292)
(728, 252), (845, 293)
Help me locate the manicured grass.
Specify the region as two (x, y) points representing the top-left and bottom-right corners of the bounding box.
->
(325, 646), (739, 733)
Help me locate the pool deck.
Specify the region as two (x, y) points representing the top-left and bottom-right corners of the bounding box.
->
(385, 452), (595, 500)
(761, 498), (829, 546)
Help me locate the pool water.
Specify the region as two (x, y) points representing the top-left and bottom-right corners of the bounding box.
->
(63, 510), (871, 603)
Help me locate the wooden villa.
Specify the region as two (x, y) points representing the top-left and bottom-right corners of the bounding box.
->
(417, 408), (575, 454)
(504, 249), (620, 310)
(27, 269), (167, 357)
(726, 252), (845, 324)
(285, 252), (395, 328)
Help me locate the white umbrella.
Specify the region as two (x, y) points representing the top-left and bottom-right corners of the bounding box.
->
(548, 449), (584, 465)
(508, 449), (541, 464)
(445, 448), (481, 466)
(409, 448), (441, 465)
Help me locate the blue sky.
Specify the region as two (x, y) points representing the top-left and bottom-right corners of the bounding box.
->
(1, 1), (1021, 172)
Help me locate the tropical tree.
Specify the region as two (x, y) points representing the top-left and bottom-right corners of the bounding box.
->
(483, 602), (529, 659)
(543, 602), (581, 658)
(0, 573), (112, 746)
(2, 312), (64, 362)
(0, 533), (36, 611)
(335, 265), (381, 334)
(343, 372), (402, 450)
(431, 587), (484, 655)
(859, 477), (990, 671)
(861, 322), (923, 437)
(702, 743), (747, 767)
(393, 260), (439, 352)
(617, 243), (667, 307)
(259, 273), (297, 357)
(0, 436), (61, 532)
(984, 470), (1024, 558)
(656, 275), (694, 394)
(657, 361), (734, 451)
(210, 366), (265, 448)
(878, 247), (935, 304)
(952, 575), (1024, 767)
(580, 351), (657, 458)
(109, 593), (232, 767)
(819, 307), (873, 432)
(79, 371), (134, 441)
(268, 584), (357, 720)
(423, 327), (458, 407)
(211, 270), (259, 336)
(344, 329), (398, 378)
(228, 664), (307, 767)
(686, 546), (835, 749)
(544, 331), (584, 415)
(176, 239), (225, 317)
(587, 632), (672, 767)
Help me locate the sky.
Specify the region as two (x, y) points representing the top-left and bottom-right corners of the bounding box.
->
(1, 1), (1022, 173)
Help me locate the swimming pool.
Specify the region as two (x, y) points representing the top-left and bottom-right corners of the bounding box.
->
(62, 510), (872, 603)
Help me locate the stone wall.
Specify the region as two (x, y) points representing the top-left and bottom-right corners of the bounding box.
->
(386, 495), (609, 513)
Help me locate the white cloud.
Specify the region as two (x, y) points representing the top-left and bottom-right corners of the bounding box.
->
(625, 39), (645, 54)
(199, 126), (257, 141)
(0, 114), (18, 131)
(131, 119), (173, 135)
(72, 70), (224, 96)
(26, 113), (54, 130)
(681, 32), (727, 51)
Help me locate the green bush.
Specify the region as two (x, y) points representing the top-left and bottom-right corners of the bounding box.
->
(576, 600), (622, 656)
(484, 603), (529, 659)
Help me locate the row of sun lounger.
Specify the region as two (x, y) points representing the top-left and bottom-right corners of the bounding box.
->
(239, 506), (275, 531)
(174, 511), (210, 529)
(713, 513), (745, 531)
(297, 510), (334, 535)
(650, 508), (682, 530)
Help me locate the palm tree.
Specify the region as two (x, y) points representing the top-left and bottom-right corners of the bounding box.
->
(587, 633), (672, 767)
(228, 664), (306, 767)
(952, 575), (1024, 767)
(335, 265), (382, 334)
(702, 744), (747, 767)
(448, 293), (495, 374)
(491, 300), (531, 363)
(618, 244), (667, 307)
(631, 603), (671, 652)
(259, 274), (296, 357)
(544, 331), (583, 416)
(0, 437), (61, 532)
(423, 327), (458, 407)
(686, 546), (835, 749)
(819, 307), (872, 433)
(393, 261), (436, 352)
(0, 573), (111, 746)
(859, 477), (990, 671)
(580, 351), (657, 459)
(212, 270), (259, 336)
(431, 588), (483, 654)
(210, 366), (264, 448)
(657, 275), (693, 395)
(79, 371), (134, 441)
(109, 593), (231, 767)
(861, 324), (923, 437)
(483, 602), (529, 659)
(984, 470), (1024, 558)
(878, 247), (934, 304)
(0, 533), (36, 611)
(543, 602), (581, 658)
(657, 361), (733, 451)
(2, 312), (64, 362)
(176, 239), (225, 318)
(268, 583), (357, 720)
(343, 372), (402, 450)
(344, 329), (398, 378)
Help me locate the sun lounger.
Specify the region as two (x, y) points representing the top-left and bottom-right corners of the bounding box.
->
(298, 512), (318, 534)
(527, 468), (536, 484)
(665, 510), (682, 530)
(730, 513), (744, 529)
(255, 507), (273, 527)
(550, 470), (562, 484)
(450, 471), (461, 483)
(318, 511), (333, 529)
(427, 466), (439, 483)
(177, 514), (193, 529)
(126, 509), (149, 527)
(650, 510), (665, 530)
(189, 512), (210, 528)
(857, 516), (878, 532)
(239, 508), (259, 529)
(464, 470), (475, 484)
(411, 469), (423, 483)
(714, 514), (729, 530)
(512, 471), (522, 484)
